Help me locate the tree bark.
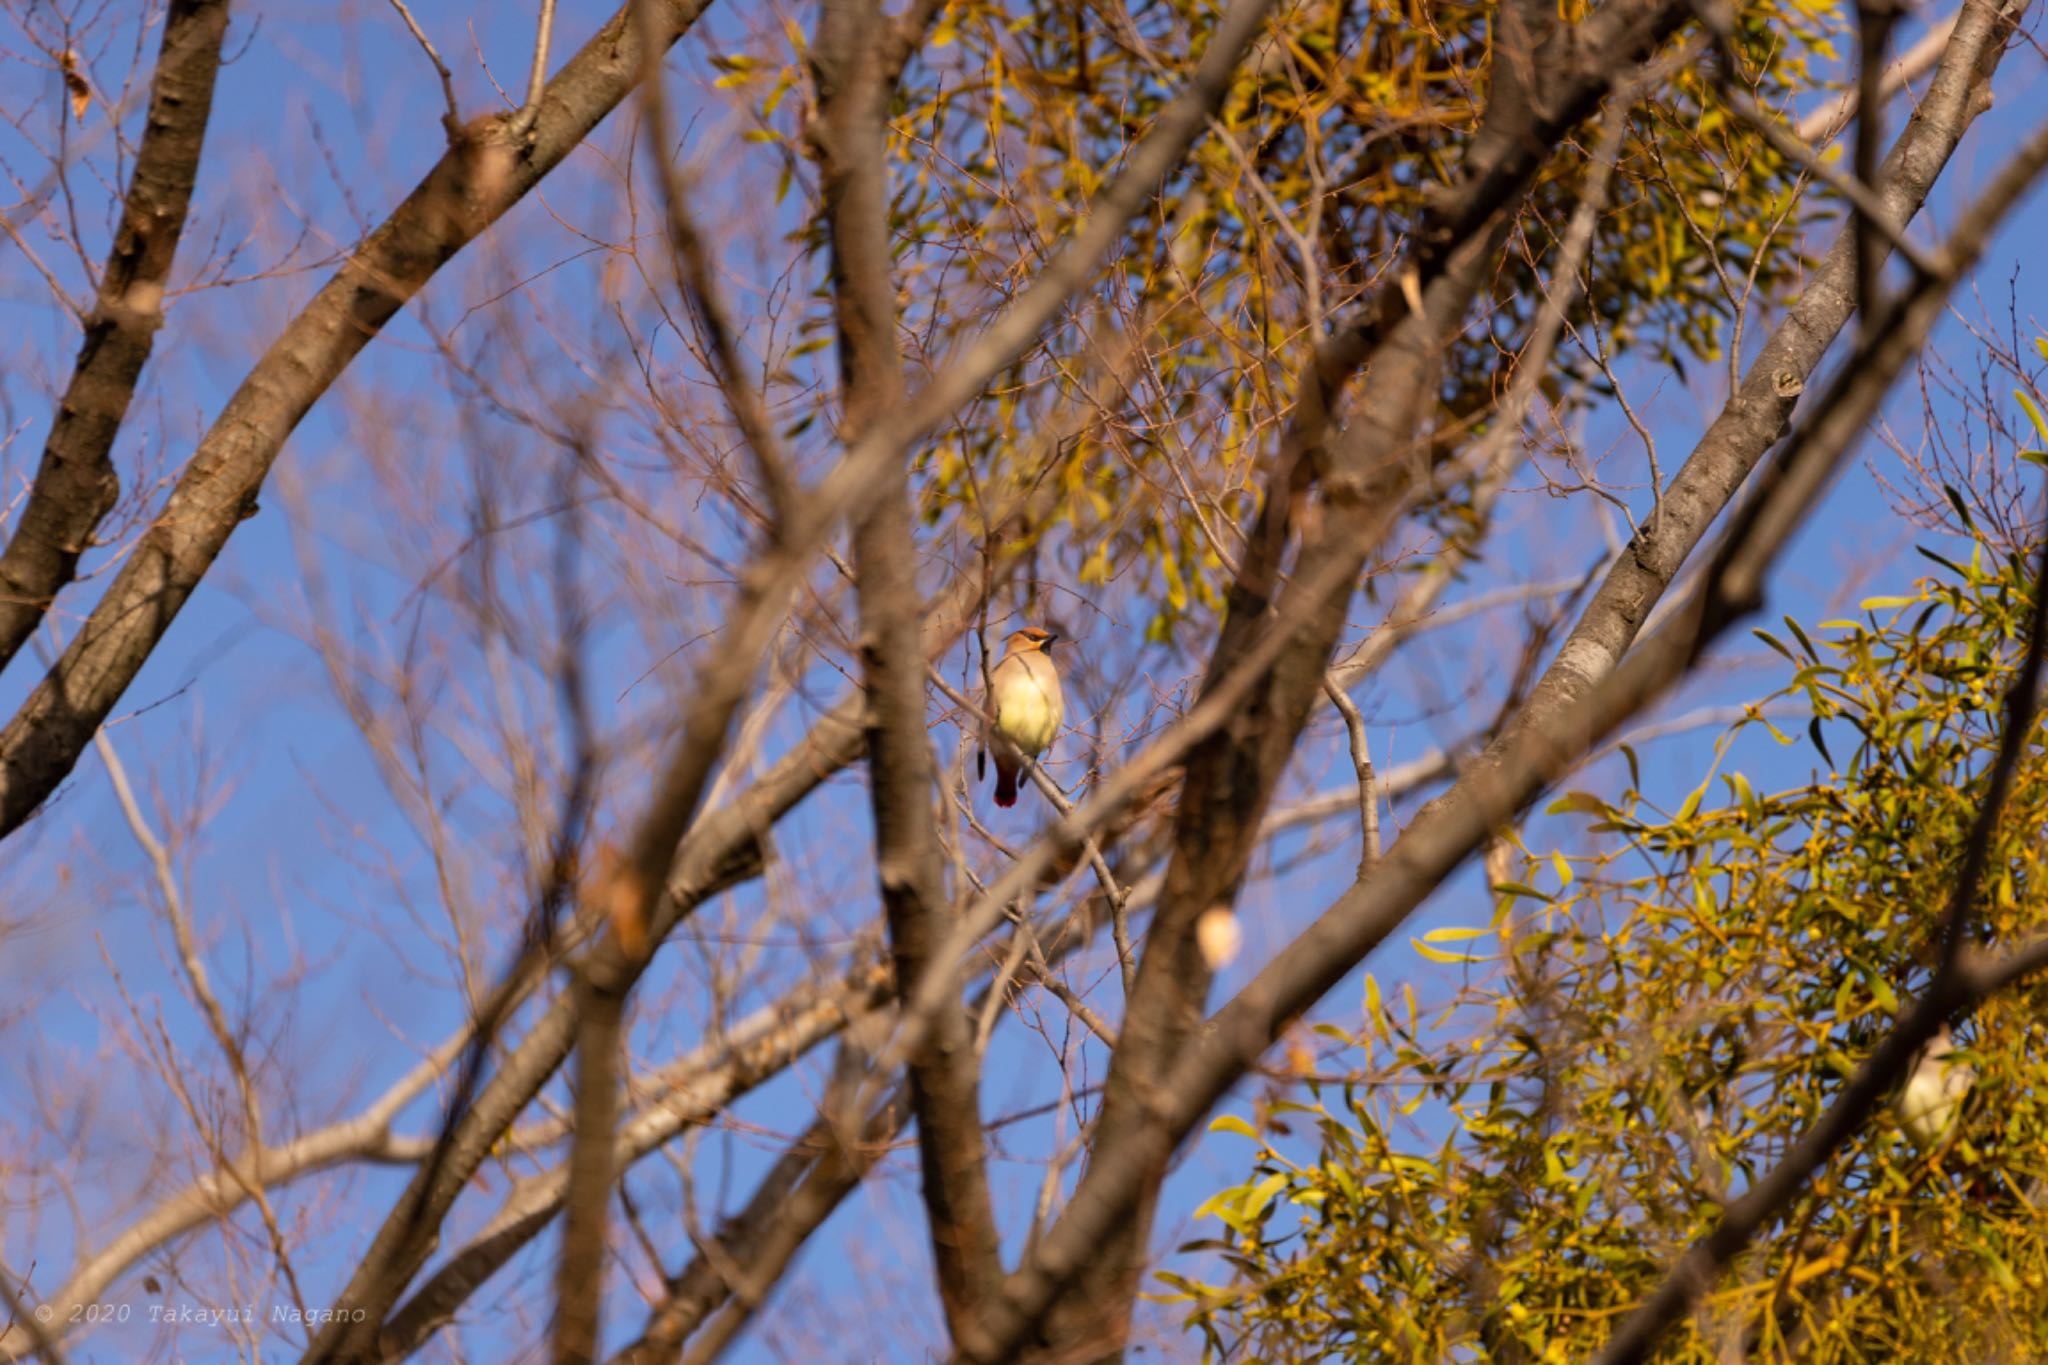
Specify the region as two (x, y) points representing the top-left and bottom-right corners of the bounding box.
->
(0, 0), (231, 671)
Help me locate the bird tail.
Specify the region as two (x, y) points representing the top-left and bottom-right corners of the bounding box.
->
(995, 759), (1019, 807)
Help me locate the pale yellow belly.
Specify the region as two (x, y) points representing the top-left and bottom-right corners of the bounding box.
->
(996, 674), (1062, 756)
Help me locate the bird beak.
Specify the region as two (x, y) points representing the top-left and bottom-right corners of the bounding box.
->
(1042, 631), (1061, 649)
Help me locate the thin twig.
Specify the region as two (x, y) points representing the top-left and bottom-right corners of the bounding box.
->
(0, 1263), (64, 1365)
(1322, 681), (1379, 870)
(508, 0), (559, 138)
(384, 0), (462, 135)
(635, 1), (797, 524)
(929, 667), (1138, 996)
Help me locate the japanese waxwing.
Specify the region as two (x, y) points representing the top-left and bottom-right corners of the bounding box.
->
(1898, 1024), (1974, 1152)
(980, 626), (1064, 807)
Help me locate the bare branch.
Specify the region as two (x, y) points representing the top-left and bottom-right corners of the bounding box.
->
(383, 0), (462, 134)
(1323, 681), (1379, 870)
(0, 1263), (67, 1365)
(508, 0), (559, 139)
(552, 974), (626, 1363)
(636, 104), (797, 524)
(0, 0), (230, 674)
(0, 1026), (462, 1363)
(826, 0), (1009, 1333)
(376, 958), (894, 1359)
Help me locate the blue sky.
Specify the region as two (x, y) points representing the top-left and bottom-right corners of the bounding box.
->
(1, 2), (2044, 1361)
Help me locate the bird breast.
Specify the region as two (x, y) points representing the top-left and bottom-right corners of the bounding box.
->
(993, 653), (1063, 757)
(1899, 1060), (1969, 1149)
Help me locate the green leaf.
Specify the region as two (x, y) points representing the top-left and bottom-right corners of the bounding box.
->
(1943, 483), (1977, 530)
(1675, 782), (1706, 822)
(1753, 628), (1796, 662)
(1809, 716), (1836, 769)
(1784, 614), (1819, 660)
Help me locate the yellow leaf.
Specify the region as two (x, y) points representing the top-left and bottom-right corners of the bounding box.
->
(1551, 850), (1574, 888)
(1208, 1114), (1259, 1141)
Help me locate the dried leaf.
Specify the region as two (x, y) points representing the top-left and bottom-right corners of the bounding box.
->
(62, 47), (90, 123)
(595, 842), (649, 960)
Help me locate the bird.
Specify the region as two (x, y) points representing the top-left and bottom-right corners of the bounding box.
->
(1897, 1025), (1974, 1152)
(980, 626), (1064, 808)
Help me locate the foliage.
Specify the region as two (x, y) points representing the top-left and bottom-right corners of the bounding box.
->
(1177, 510), (2048, 1359)
(722, 0), (1837, 637)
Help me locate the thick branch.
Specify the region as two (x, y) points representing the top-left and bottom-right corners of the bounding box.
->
(0, 0), (230, 673)
(552, 976), (626, 1363)
(1038, 3), (1679, 1352)
(814, 0), (1005, 1336)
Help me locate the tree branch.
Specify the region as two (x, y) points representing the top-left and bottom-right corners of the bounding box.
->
(508, 0), (560, 139)
(0, 1024), (463, 1363)
(1794, 8), (1958, 142)
(0, 0), (230, 674)
(813, 0), (1005, 1335)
